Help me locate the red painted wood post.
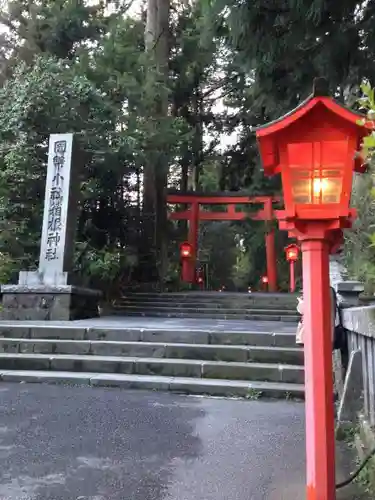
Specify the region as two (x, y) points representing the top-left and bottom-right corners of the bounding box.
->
(188, 201), (199, 282)
(290, 260), (296, 293)
(264, 198), (277, 292)
(302, 239), (336, 500)
(265, 229), (277, 292)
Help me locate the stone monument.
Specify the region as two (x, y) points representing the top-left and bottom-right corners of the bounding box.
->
(1, 133), (101, 320)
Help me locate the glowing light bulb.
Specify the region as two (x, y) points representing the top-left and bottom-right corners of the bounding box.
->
(313, 177), (329, 197)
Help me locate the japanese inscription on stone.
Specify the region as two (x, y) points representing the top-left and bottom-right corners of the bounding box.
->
(39, 133), (74, 274)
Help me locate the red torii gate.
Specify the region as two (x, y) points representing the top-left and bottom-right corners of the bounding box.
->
(167, 191), (280, 291)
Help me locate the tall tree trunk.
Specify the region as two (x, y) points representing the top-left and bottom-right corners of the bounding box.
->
(142, 0), (170, 285)
(192, 87), (203, 190)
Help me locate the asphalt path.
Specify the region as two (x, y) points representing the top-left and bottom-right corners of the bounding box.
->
(0, 383), (367, 500)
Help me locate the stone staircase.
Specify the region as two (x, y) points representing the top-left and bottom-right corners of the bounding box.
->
(0, 316), (304, 399)
(112, 292), (301, 322)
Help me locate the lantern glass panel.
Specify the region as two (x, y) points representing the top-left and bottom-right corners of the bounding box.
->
(181, 243), (192, 258)
(288, 250), (297, 260)
(290, 168), (342, 205)
(286, 140), (348, 206)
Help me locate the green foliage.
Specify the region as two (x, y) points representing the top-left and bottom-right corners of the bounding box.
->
(0, 253), (20, 284)
(198, 222), (239, 289)
(0, 2), (186, 290)
(74, 243), (138, 300)
(0, 55), (120, 271)
(3, 0), (367, 294)
(343, 83), (375, 293)
(344, 174), (375, 293)
(195, 219), (293, 292)
(201, 0), (375, 199)
(199, 161), (221, 192)
(231, 248), (252, 290)
(200, 0), (375, 293)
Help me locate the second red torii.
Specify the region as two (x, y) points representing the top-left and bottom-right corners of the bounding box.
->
(167, 191), (280, 291)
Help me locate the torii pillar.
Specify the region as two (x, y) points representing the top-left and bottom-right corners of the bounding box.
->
(264, 198), (277, 292)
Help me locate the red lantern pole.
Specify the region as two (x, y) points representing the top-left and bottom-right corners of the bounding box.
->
(289, 260), (295, 293)
(302, 238), (335, 500)
(261, 275), (269, 292)
(181, 256), (191, 283)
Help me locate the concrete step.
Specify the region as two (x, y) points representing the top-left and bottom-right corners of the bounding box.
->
(0, 353), (305, 384)
(0, 326), (298, 347)
(120, 292), (298, 301)
(0, 338), (304, 365)
(0, 370), (305, 399)
(114, 303), (298, 316)
(116, 298), (298, 311)
(112, 309), (300, 322)
(115, 293), (297, 310)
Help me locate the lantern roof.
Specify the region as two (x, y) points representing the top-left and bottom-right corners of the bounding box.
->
(256, 78), (369, 137)
(285, 243), (299, 249)
(256, 78), (371, 175)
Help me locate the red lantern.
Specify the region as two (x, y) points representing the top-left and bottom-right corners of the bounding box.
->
(285, 244), (299, 262)
(261, 275), (269, 292)
(257, 80), (370, 229)
(285, 244), (299, 293)
(180, 242), (192, 259)
(180, 242), (193, 282)
(256, 77), (371, 500)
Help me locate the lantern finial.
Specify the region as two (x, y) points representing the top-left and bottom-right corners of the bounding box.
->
(313, 77), (329, 97)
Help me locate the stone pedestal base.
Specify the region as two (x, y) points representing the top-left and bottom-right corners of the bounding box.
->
(0, 285), (102, 321)
(336, 280), (365, 307)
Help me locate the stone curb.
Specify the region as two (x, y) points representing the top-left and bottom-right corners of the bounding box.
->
(0, 353), (305, 384)
(0, 370), (305, 399)
(0, 326), (297, 346)
(111, 310), (300, 322)
(114, 303), (298, 314)
(0, 338), (304, 365)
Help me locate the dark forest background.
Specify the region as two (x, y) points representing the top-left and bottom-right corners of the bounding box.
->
(0, 0), (374, 297)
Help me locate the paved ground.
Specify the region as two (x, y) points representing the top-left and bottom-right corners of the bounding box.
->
(0, 316), (297, 333)
(0, 383), (368, 500)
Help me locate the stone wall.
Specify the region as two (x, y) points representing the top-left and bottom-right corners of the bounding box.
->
(342, 305), (375, 339)
(1, 285), (101, 321)
(339, 304), (375, 423)
(336, 303), (375, 491)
